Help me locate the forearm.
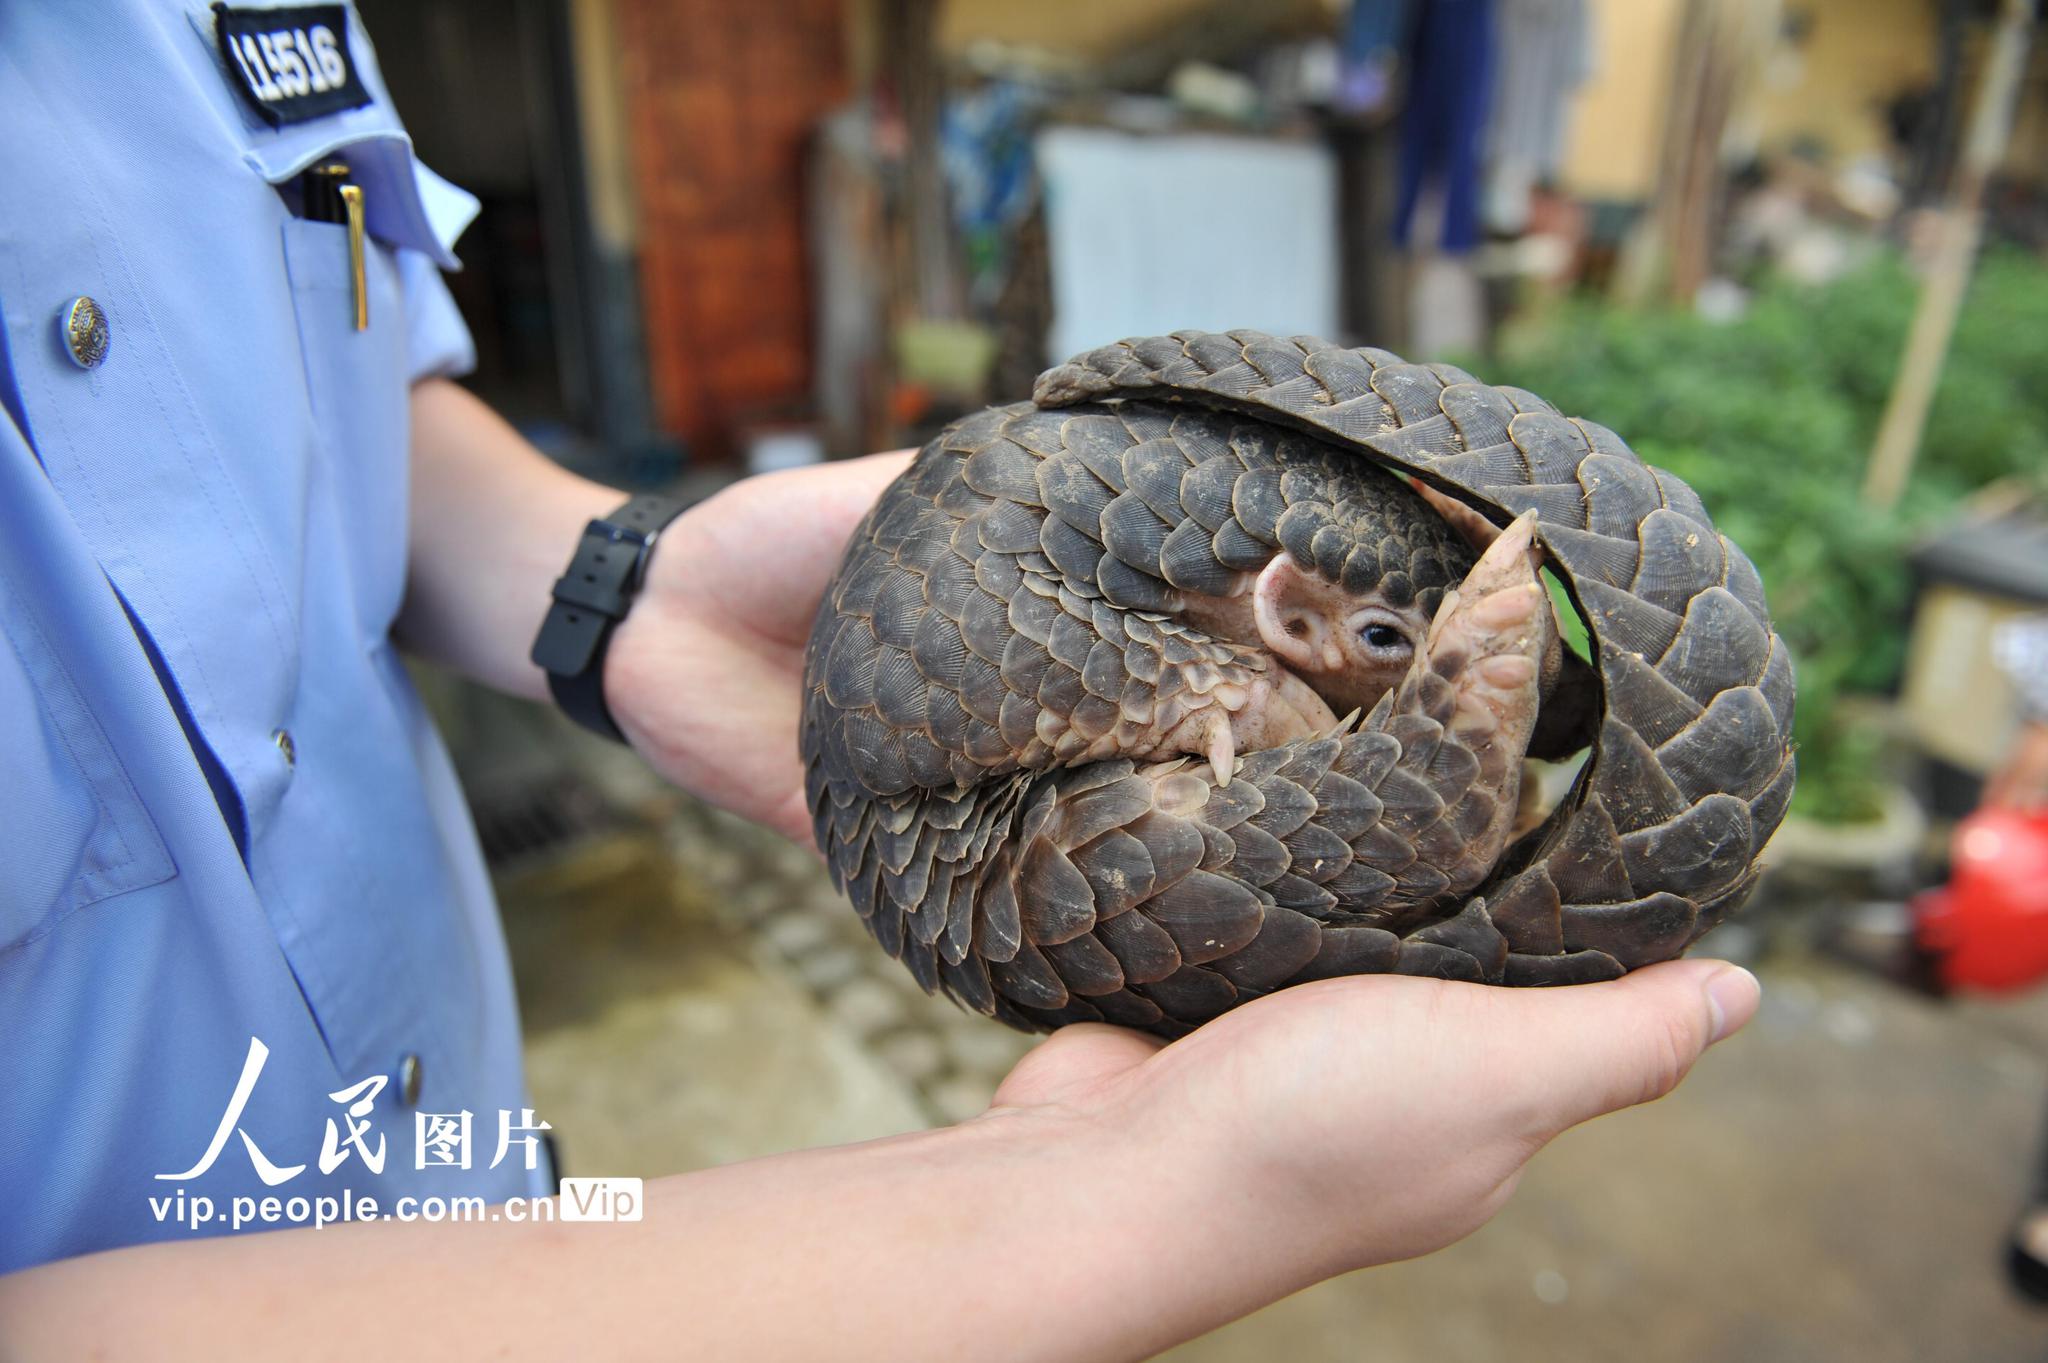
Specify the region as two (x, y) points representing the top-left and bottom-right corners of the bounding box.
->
(396, 377), (620, 702)
(0, 1110), (1303, 1363)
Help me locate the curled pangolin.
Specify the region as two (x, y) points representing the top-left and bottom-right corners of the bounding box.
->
(800, 331), (1796, 1038)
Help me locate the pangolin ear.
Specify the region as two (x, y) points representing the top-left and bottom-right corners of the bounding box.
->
(1254, 552), (1342, 674)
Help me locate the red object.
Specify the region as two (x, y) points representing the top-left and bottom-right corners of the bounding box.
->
(1916, 808), (2048, 993)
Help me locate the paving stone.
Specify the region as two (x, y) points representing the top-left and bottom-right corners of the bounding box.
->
(762, 909), (835, 957)
(795, 945), (863, 992)
(943, 1021), (1032, 1080)
(875, 1030), (946, 1084)
(926, 1075), (997, 1125)
(727, 880), (789, 922)
(826, 977), (907, 1037)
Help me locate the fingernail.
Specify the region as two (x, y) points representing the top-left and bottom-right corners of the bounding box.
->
(1704, 965), (1761, 1043)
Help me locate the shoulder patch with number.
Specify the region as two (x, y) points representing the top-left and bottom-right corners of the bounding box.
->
(212, 3), (372, 126)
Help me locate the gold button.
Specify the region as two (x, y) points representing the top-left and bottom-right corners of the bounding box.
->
(61, 296), (109, 369)
(271, 728), (296, 768)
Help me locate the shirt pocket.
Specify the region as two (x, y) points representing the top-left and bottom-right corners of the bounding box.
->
(279, 211), (412, 628)
(0, 591), (175, 953)
(254, 130), (474, 635)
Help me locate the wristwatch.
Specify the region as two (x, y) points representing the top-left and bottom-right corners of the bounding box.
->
(530, 492), (690, 742)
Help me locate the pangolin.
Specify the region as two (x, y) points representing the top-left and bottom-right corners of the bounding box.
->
(800, 331), (1795, 1038)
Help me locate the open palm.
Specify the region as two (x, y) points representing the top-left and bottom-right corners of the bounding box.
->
(587, 444), (1763, 1307)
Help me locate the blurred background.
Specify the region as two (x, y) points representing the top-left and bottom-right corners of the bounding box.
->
(364, 0), (2048, 1356)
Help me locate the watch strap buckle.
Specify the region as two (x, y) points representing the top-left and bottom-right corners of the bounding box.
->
(529, 494), (688, 741)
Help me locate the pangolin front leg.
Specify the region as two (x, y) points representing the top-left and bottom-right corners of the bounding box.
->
(1152, 668), (1336, 788)
(1393, 511), (1553, 878)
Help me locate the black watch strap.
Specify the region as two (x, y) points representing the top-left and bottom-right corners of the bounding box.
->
(530, 492), (688, 742)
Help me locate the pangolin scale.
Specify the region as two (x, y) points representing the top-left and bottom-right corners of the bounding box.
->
(800, 331), (1795, 1038)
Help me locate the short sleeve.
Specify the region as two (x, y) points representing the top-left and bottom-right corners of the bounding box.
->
(397, 247), (477, 385)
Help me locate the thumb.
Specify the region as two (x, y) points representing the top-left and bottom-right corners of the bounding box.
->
(1488, 958), (1760, 1139)
(990, 1023), (1165, 1111)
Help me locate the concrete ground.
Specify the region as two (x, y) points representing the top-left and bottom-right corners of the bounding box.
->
(491, 733), (2048, 1362)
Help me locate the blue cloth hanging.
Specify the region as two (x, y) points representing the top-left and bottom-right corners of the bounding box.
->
(1392, 0), (1498, 253)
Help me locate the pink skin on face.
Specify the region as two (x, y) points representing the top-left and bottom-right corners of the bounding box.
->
(1251, 555), (1430, 717)
(1145, 512), (1555, 789)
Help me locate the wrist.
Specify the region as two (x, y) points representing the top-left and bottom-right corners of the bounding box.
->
(598, 502), (700, 752)
(965, 1069), (1334, 1344)
(1098, 1021), (1405, 1285)
(529, 491), (690, 741)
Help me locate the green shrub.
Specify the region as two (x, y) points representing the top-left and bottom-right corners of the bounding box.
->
(1479, 249), (2048, 822)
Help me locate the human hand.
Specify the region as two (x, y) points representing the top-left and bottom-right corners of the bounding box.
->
(0, 936), (1754, 1363)
(982, 958), (1761, 1285)
(605, 452), (913, 841)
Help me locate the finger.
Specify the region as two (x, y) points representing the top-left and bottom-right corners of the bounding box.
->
(839, 447), (918, 484)
(1479, 958), (1760, 1139)
(689, 451), (916, 640)
(990, 1023), (1165, 1112)
(771, 449), (915, 520)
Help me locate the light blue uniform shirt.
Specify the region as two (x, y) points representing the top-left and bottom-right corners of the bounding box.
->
(0, 2), (545, 1273)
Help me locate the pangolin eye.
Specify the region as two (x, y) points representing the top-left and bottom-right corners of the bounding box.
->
(1360, 623), (1408, 651)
